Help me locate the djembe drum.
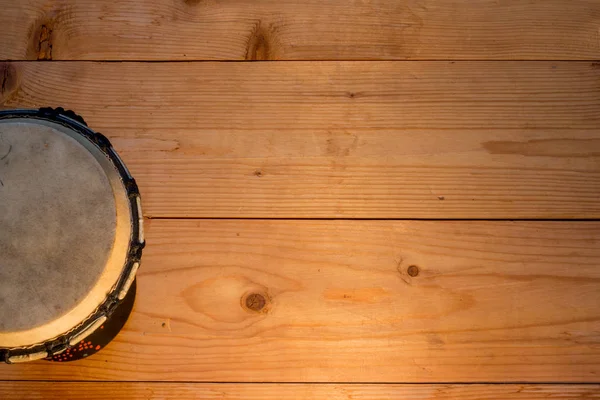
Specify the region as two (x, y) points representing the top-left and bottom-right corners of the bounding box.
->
(0, 108), (144, 363)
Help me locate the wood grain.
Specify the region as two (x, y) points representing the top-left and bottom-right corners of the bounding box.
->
(1, 0), (600, 60)
(1, 382), (599, 399)
(2, 61), (600, 218)
(2, 219), (600, 382)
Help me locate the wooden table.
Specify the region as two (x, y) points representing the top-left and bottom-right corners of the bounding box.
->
(1, 1), (600, 398)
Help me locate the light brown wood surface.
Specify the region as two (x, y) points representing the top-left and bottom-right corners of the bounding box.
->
(1, 0), (600, 60)
(2, 0), (600, 395)
(2, 61), (600, 218)
(1, 382), (599, 399)
(2, 219), (600, 382)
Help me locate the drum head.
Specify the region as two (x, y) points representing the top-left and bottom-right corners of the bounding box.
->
(0, 117), (132, 348)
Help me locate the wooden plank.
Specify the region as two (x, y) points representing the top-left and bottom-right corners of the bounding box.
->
(2, 61), (600, 218)
(1, 0), (600, 60)
(1, 382), (599, 399)
(2, 219), (600, 382)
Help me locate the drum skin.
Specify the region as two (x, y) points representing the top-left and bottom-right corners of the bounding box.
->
(0, 116), (117, 333)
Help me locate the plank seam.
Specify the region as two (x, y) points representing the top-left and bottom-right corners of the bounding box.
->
(1, 380), (599, 385)
(1, 59), (600, 63)
(145, 217), (600, 222)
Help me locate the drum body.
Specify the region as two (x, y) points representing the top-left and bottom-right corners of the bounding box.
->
(0, 108), (144, 363)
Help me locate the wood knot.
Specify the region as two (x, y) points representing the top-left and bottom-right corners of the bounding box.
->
(407, 265), (420, 277)
(0, 63), (18, 103)
(254, 170), (263, 177)
(28, 18), (56, 60)
(246, 20), (274, 60)
(346, 91), (365, 99)
(243, 293), (267, 312)
(27, 7), (71, 60)
(36, 24), (53, 60)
